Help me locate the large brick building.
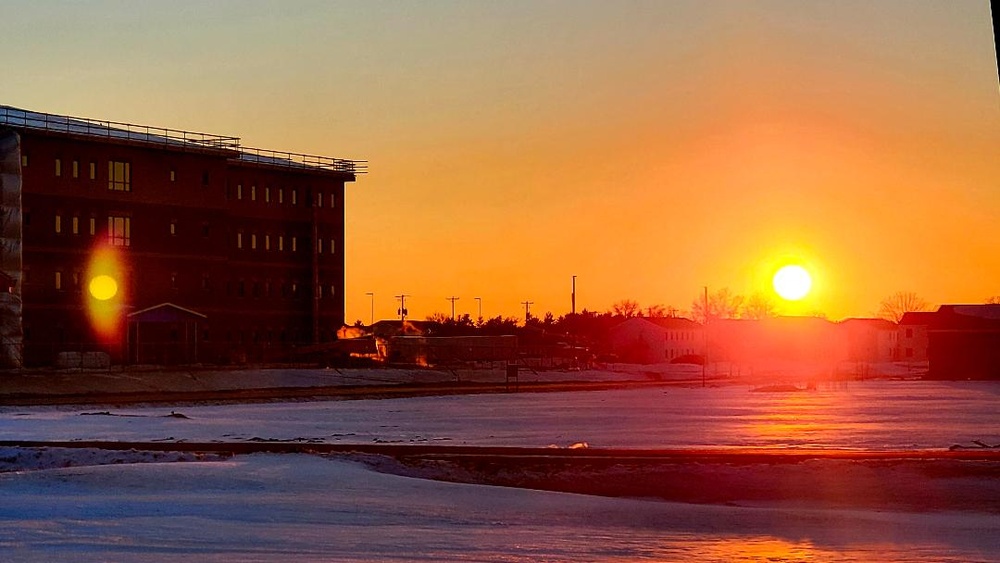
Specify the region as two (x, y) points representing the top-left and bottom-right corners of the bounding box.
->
(0, 106), (363, 367)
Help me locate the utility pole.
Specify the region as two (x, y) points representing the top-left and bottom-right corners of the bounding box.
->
(571, 275), (577, 315)
(365, 292), (374, 326)
(521, 300), (534, 322)
(395, 294), (409, 323)
(446, 296), (460, 320)
(702, 286), (708, 388)
(474, 297), (482, 320)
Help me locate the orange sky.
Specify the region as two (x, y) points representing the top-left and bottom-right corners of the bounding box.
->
(5, 0), (998, 322)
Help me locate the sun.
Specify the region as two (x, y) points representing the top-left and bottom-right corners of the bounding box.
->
(772, 265), (812, 301)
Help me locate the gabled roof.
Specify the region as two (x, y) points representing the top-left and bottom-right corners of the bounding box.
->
(898, 311), (936, 325)
(839, 318), (897, 330)
(610, 316), (702, 333)
(128, 303), (206, 323)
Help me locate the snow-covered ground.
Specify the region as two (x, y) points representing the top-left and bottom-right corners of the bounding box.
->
(1, 379), (998, 561)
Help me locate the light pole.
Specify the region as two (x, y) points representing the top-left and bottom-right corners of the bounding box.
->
(474, 297), (482, 320)
(521, 300), (534, 322)
(446, 296), (460, 320)
(571, 275), (577, 315)
(396, 294), (409, 322)
(365, 292), (374, 325)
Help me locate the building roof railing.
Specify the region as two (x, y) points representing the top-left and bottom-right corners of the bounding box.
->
(0, 105), (240, 151)
(0, 105), (366, 175)
(238, 147), (367, 175)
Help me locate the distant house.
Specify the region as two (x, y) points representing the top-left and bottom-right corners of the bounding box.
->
(898, 311), (935, 362)
(926, 305), (1000, 380)
(839, 318), (898, 363)
(608, 317), (703, 364)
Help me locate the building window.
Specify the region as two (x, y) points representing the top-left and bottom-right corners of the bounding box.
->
(279, 188), (284, 204)
(170, 221), (177, 235)
(170, 272), (178, 290)
(108, 161), (131, 191)
(329, 284), (335, 298)
(278, 236), (284, 251)
(329, 238), (334, 254)
(265, 187), (270, 203)
(238, 280), (245, 297)
(55, 271), (62, 290)
(251, 234), (257, 250)
(55, 158), (62, 177)
(202, 223), (209, 238)
(21, 155), (28, 167)
(318, 238), (323, 254)
(237, 231), (243, 249)
(905, 328), (913, 338)
(317, 192), (323, 208)
(291, 236), (297, 252)
(72, 270), (81, 291)
(201, 274), (210, 292)
(72, 160), (79, 178)
(202, 171), (209, 186)
(292, 189), (297, 206)
(251, 185), (256, 201)
(55, 214), (62, 233)
(905, 347), (913, 358)
(89, 217), (96, 236)
(108, 216), (131, 246)
(237, 184), (243, 200)
(72, 216), (79, 235)
(89, 162), (96, 180)
(170, 169), (176, 182)
(264, 235), (270, 251)
(317, 285), (323, 299)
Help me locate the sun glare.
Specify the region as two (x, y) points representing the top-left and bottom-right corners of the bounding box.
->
(772, 265), (812, 301)
(89, 275), (118, 301)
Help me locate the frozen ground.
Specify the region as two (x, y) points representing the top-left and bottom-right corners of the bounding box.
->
(0, 380), (998, 561)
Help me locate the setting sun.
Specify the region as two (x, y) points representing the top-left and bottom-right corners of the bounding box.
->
(772, 265), (812, 301)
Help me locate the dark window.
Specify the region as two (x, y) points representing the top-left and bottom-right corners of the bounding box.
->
(201, 224), (209, 237)
(202, 171), (209, 186)
(108, 161), (131, 191)
(108, 216), (130, 246)
(170, 273), (178, 290)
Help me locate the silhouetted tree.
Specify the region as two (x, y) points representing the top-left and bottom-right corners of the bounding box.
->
(877, 291), (929, 323)
(690, 288), (743, 323)
(741, 292), (776, 320)
(612, 299), (640, 318)
(643, 304), (667, 318)
(986, 296), (1000, 305)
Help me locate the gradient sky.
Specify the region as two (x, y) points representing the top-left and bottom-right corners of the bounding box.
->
(4, 0), (998, 322)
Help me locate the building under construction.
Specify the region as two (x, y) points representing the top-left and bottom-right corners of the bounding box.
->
(0, 105), (364, 367)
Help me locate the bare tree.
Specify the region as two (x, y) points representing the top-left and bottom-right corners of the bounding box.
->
(691, 288), (744, 323)
(877, 291), (929, 323)
(611, 299), (641, 318)
(741, 291), (777, 320)
(986, 296), (1000, 305)
(644, 304), (667, 318)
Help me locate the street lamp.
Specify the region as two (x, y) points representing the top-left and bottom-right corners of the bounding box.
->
(365, 292), (374, 326)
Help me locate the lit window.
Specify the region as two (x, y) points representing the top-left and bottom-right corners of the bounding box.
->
(21, 155), (28, 167)
(251, 234), (257, 250)
(291, 236), (297, 252)
(72, 216), (79, 235)
(55, 159), (62, 177)
(108, 161), (131, 191)
(89, 217), (96, 236)
(170, 169), (176, 182)
(55, 215), (61, 233)
(265, 235), (270, 251)
(318, 238), (323, 254)
(170, 221), (177, 235)
(329, 284), (335, 298)
(89, 162), (96, 180)
(251, 185), (256, 201)
(237, 184), (243, 200)
(55, 271), (62, 290)
(278, 236), (284, 251)
(72, 160), (79, 178)
(317, 285), (323, 299)
(329, 238), (334, 254)
(292, 189), (297, 206)
(279, 188), (284, 204)
(317, 192), (323, 207)
(237, 231), (243, 249)
(72, 271), (81, 290)
(265, 187), (270, 203)
(108, 216), (131, 246)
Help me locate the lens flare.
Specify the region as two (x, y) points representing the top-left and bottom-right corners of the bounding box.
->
(89, 275), (118, 301)
(84, 243), (126, 342)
